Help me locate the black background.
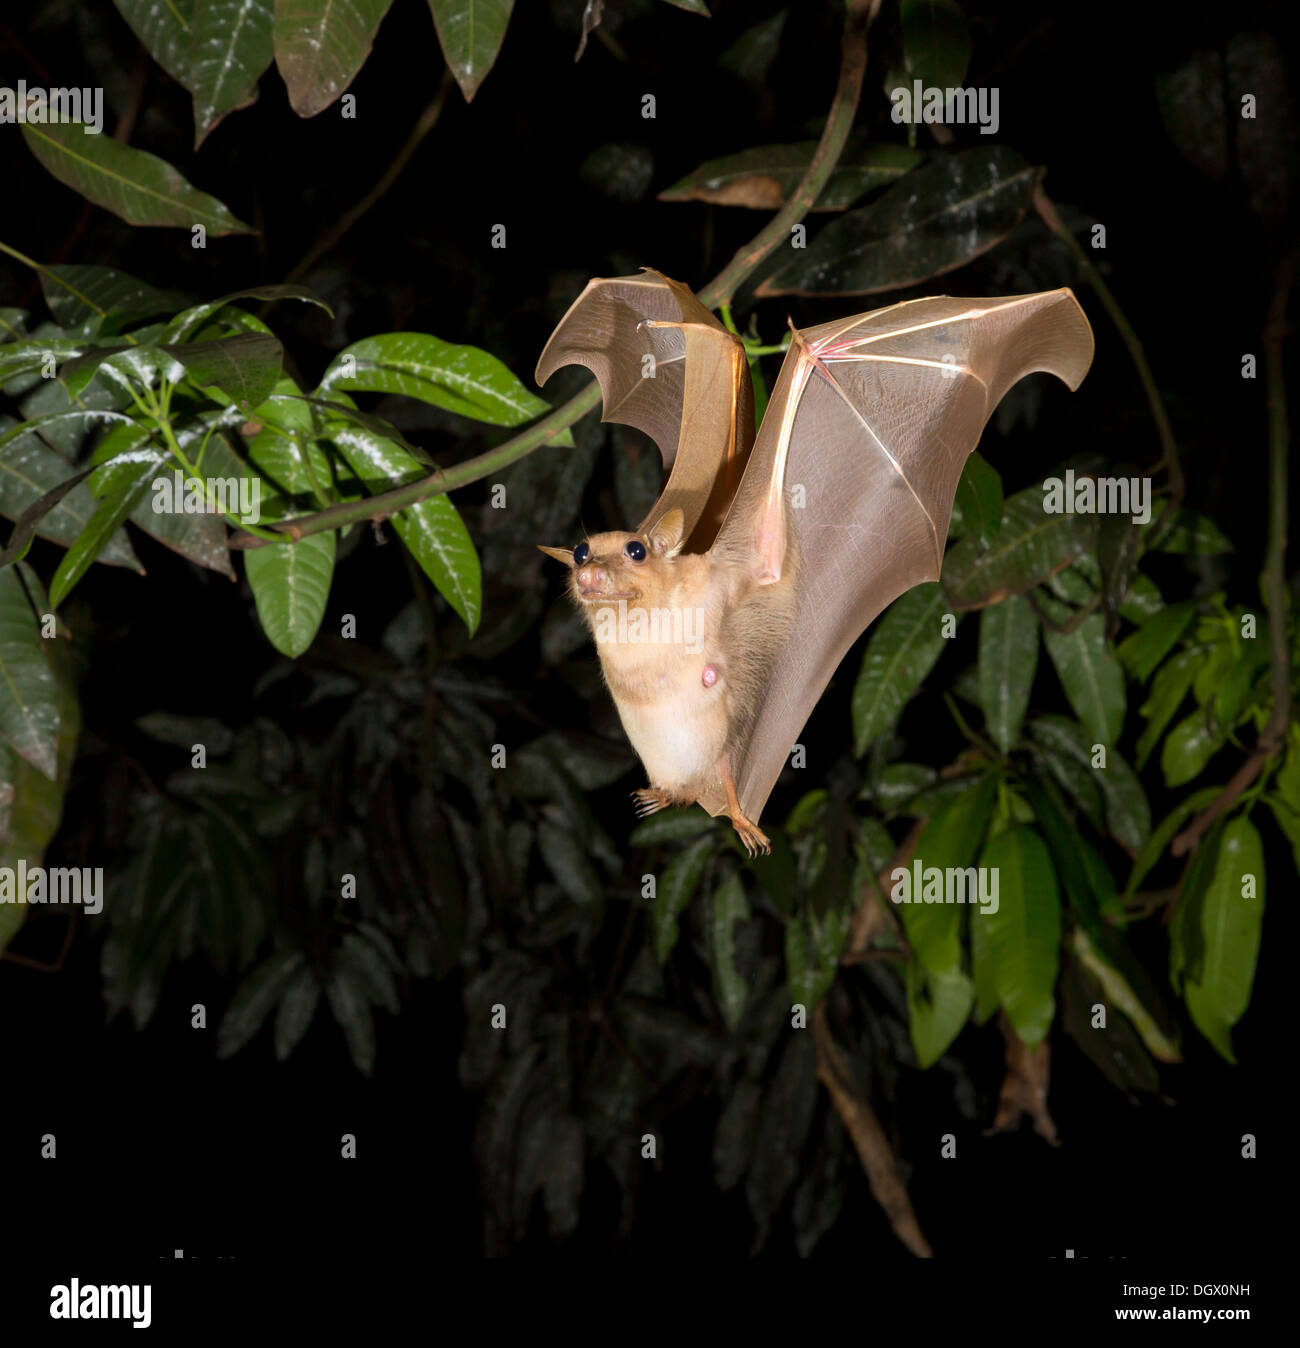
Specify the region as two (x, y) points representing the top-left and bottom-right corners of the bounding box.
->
(0, 0), (1289, 1273)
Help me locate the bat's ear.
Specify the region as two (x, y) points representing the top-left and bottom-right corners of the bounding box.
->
(646, 508), (685, 559)
(538, 544), (575, 567)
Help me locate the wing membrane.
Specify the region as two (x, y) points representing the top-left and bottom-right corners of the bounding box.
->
(709, 289), (1095, 821)
(535, 269), (754, 550)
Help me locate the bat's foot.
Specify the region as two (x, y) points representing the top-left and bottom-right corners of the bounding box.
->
(632, 787), (674, 818)
(714, 751), (770, 858)
(728, 812), (771, 858)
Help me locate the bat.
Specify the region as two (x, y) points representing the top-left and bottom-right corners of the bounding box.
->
(537, 269), (1094, 854)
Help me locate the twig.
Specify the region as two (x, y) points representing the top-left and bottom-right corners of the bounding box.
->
(1032, 185), (1185, 545)
(713, 0), (881, 308)
(1172, 248), (1295, 857)
(1, 911), (76, 972)
(280, 69), (457, 288)
(842, 817), (924, 963)
(812, 1002), (933, 1256)
(228, 0), (882, 549)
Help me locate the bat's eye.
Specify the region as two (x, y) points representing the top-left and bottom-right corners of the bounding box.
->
(625, 540), (647, 563)
(573, 542), (590, 565)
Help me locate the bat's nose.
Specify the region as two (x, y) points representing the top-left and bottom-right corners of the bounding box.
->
(576, 565), (608, 593)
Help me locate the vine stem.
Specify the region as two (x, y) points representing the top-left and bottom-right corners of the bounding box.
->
(229, 0), (882, 550)
(1032, 185), (1185, 544)
(279, 68), (457, 290)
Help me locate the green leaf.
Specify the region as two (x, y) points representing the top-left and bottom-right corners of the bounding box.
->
(906, 960), (974, 1068)
(944, 485), (1095, 610)
(1069, 928), (1180, 1062)
(38, 265), (191, 332)
(871, 761), (935, 809)
(1029, 716), (1149, 852)
(629, 810), (713, 847)
(163, 285), (330, 344)
(978, 593), (1037, 752)
(969, 888), (996, 1024)
(1043, 613), (1125, 746)
(320, 332), (552, 426)
(190, 0), (275, 146)
(48, 455), (156, 607)
(0, 338), (86, 383)
(659, 141), (921, 211)
(1161, 710), (1225, 788)
(1023, 770), (1116, 933)
(1136, 646), (1204, 768)
(1264, 794), (1300, 877)
(897, 772), (996, 971)
(1123, 785), (1220, 901)
(951, 449), (1003, 547)
(784, 904), (847, 1012)
(217, 950), (304, 1058)
(165, 334), (284, 409)
(325, 965), (377, 1075)
(978, 825), (1061, 1045)
(327, 422), (481, 632)
(538, 819), (602, 906)
(1183, 815), (1263, 1062)
(1119, 571), (1164, 623)
(113, 0), (196, 86)
(1147, 508), (1234, 555)
(0, 566), (61, 778)
(0, 419), (141, 569)
(851, 581), (950, 752)
(1119, 594), (1197, 683)
(274, 0), (394, 116)
(758, 147), (1039, 297)
(0, 627), (81, 952)
(21, 121), (253, 234)
(653, 833), (713, 963)
(897, 0), (971, 91)
(245, 531), (335, 658)
(274, 964), (321, 1059)
(709, 871), (751, 1030)
(428, 0), (516, 102)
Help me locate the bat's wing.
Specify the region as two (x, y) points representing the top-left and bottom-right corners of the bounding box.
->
(705, 290), (1095, 822)
(535, 269), (754, 551)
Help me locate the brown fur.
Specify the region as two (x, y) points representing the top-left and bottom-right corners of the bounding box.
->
(540, 508), (797, 817)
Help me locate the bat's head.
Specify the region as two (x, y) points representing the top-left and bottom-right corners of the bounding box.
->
(539, 509), (685, 608)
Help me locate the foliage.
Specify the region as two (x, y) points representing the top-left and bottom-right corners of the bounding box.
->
(0, 0), (1293, 1254)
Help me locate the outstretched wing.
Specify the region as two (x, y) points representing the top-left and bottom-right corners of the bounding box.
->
(705, 290), (1095, 822)
(535, 269), (754, 551)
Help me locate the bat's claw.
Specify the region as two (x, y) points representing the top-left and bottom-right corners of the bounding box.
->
(632, 788), (673, 818)
(730, 813), (771, 858)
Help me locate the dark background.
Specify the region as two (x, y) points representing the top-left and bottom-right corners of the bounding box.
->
(0, 0), (1287, 1263)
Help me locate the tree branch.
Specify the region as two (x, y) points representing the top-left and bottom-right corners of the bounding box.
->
(812, 1002), (933, 1256)
(229, 0), (882, 550)
(1032, 185), (1185, 545)
(280, 68), (457, 289)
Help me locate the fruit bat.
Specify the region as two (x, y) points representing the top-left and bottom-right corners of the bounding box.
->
(537, 269), (1094, 855)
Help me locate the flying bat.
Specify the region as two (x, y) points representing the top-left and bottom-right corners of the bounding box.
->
(537, 270), (1094, 855)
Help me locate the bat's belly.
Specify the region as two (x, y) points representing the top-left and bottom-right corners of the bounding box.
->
(611, 670), (727, 792)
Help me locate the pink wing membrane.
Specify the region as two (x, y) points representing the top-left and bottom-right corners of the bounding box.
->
(714, 290), (1095, 822)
